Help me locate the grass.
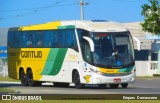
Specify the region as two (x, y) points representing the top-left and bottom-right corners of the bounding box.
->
(0, 77), (19, 94)
(0, 88), (15, 93)
(0, 77), (20, 82)
(0, 77), (18, 94)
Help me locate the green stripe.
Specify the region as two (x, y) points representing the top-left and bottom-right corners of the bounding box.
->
(40, 49), (59, 75)
(47, 49), (59, 61)
(40, 48), (67, 76)
(118, 69), (126, 72)
(124, 66), (134, 73)
(49, 48), (67, 75)
(57, 25), (75, 29)
(118, 66), (134, 73)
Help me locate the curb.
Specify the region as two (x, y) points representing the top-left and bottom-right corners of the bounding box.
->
(0, 81), (21, 84)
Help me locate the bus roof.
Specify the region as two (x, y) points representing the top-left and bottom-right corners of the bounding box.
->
(9, 20), (128, 32)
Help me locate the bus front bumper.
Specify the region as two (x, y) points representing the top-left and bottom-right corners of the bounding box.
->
(91, 72), (136, 84)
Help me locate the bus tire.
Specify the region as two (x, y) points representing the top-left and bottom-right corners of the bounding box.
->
(53, 82), (70, 87)
(73, 71), (84, 89)
(98, 84), (107, 89)
(20, 70), (28, 86)
(121, 83), (128, 88)
(109, 84), (119, 88)
(36, 81), (42, 86)
(27, 70), (37, 86)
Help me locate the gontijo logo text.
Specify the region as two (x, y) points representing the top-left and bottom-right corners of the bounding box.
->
(21, 51), (42, 58)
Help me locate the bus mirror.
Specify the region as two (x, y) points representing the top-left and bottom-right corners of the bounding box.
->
(132, 36), (141, 51)
(83, 36), (94, 52)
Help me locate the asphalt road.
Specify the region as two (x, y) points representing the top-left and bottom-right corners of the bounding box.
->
(1, 78), (160, 94)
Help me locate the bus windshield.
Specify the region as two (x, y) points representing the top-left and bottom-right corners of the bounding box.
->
(92, 32), (134, 68)
(77, 29), (134, 68)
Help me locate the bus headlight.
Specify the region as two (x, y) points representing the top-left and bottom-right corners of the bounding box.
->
(90, 68), (101, 74)
(130, 68), (136, 74)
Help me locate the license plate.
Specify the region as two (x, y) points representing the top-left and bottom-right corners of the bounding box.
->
(113, 78), (121, 82)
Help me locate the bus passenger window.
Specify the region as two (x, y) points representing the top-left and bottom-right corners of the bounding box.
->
(27, 41), (32, 47)
(37, 41), (43, 47)
(49, 42), (54, 47)
(66, 29), (78, 51)
(54, 31), (59, 48)
(26, 33), (33, 47)
(73, 34), (78, 51)
(33, 31), (44, 48)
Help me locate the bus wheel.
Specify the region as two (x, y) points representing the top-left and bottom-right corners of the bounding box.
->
(53, 82), (70, 87)
(98, 84), (107, 89)
(121, 83), (128, 88)
(109, 84), (119, 88)
(36, 82), (42, 86)
(27, 70), (37, 86)
(20, 70), (28, 86)
(73, 71), (84, 89)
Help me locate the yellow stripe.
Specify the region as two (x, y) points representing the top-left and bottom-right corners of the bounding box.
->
(98, 67), (119, 74)
(18, 21), (61, 31)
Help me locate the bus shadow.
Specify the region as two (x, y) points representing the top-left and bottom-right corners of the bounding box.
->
(0, 82), (136, 90)
(0, 83), (21, 88)
(42, 84), (136, 90)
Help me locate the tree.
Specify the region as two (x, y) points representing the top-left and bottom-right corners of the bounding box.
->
(141, 0), (160, 35)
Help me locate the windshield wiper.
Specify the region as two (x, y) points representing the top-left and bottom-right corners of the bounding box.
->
(94, 63), (110, 68)
(103, 57), (110, 59)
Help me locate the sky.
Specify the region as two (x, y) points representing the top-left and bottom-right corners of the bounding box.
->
(0, 0), (150, 27)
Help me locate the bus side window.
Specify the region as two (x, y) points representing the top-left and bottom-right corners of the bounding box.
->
(66, 29), (78, 51)
(35, 31), (44, 48)
(8, 31), (21, 48)
(21, 32), (27, 48)
(27, 41), (32, 47)
(8, 31), (14, 48)
(26, 33), (33, 47)
(72, 31), (78, 51)
(44, 30), (51, 48)
(61, 30), (66, 48)
(18, 31), (24, 48)
(54, 31), (59, 48)
(66, 30), (71, 48)
(12, 31), (21, 48)
(60, 30), (66, 48)
(37, 41), (43, 47)
(57, 30), (65, 48)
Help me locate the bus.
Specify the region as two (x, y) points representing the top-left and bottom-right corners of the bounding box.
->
(7, 20), (135, 89)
